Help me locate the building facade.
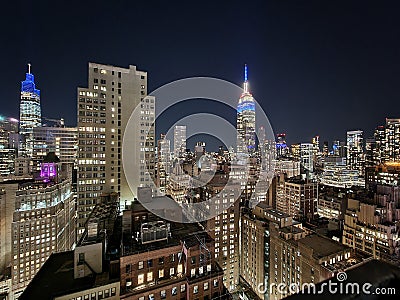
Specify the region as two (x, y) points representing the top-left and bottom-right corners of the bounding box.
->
(19, 65), (41, 158)
(77, 63), (155, 236)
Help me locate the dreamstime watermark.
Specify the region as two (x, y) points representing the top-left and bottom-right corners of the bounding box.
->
(257, 272), (397, 296)
(122, 77), (275, 223)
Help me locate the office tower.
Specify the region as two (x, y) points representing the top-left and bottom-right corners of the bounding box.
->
(332, 140), (346, 157)
(291, 143), (314, 175)
(0, 117), (19, 175)
(77, 63), (155, 236)
(322, 141), (329, 156)
(365, 137), (376, 167)
(276, 177), (318, 221)
(312, 135), (320, 153)
(319, 163), (364, 188)
(194, 141), (206, 164)
(276, 133), (288, 158)
(300, 143), (314, 174)
(19, 64), (41, 158)
(274, 160), (300, 178)
(373, 125), (385, 164)
(33, 124), (78, 169)
(156, 134), (171, 195)
(173, 125), (186, 159)
(346, 130), (364, 174)
(0, 154), (75, 296)
(384, 118), (400, 162)
(236, 64), (256, 155)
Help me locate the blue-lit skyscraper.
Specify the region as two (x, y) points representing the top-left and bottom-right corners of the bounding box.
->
(19, 64), (41, 157)
(237, 64), (256, 155)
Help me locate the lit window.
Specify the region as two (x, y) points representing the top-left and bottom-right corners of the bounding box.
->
(138, 274), (144, 284)
(147, 272), (153, 282)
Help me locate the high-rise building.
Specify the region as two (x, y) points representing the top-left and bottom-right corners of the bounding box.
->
(346, 130), (364, 174)
(384, 118), (400, 162)
(332, 140), (346, 157)
(276, 177), (318, 221)
(77, 63), (155, 237)
(276, 133), (289, 158)
(173, 125), (187, 160)
(373, 125), (385, 164)
(0, 155), (75, 296)
(19, 64), (41, 158)
(237, 65), (256, 155)
(0, 117), (19, 176)
(156, 134), (171, 195)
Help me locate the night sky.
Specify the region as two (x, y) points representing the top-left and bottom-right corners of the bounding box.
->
(2, 0), (400, 148)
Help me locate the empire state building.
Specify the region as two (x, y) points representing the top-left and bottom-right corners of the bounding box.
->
(236, 64), (256, 156)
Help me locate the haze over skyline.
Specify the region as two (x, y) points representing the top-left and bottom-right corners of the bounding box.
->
(2, 0), (400, 146)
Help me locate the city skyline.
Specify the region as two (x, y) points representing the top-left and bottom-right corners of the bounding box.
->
(2, 2), (400, 299)
(2, 1), (400, 146)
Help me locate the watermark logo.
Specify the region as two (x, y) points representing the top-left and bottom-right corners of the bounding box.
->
(122, 77), (275, 222)
(260, 271), (396, 296)
(336, 271), (347, 282)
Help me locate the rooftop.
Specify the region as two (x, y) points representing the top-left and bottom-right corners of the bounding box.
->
(298, 234), (348, 259)
(20, 251), (118, 300)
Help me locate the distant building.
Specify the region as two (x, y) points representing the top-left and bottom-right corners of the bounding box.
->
(346, 130), (364, 174)
(19, 64), (41, 158)
(237, 65), (256, 156)
(319, 163), (365, 188)
(276, 133), (288, 158)
(276, 177), (318, 221)
(365, 162), (400, 189)
(33, 125), (77, 169)
(156, 134), (171, 195)
(173, 125), (186, 160)
(274, 159), (300, 178)
(0, 117), (19, 175)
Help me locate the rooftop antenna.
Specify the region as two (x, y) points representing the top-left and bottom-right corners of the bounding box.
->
(28, 63), (31, 74)
(244, 64), (249, 93)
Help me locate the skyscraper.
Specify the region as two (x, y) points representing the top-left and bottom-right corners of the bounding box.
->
(77, 63), (155, 236)
(236, 65), (256, 155)
(19, 64), (41, 158)
(384, 118), (400, 162)
(156, 134), (171, 194)
(173, 125), (186, 159)
(276, 133), (288, 158)
(346, 130), (364, 174)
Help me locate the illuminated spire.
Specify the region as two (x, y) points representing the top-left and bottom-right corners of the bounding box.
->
(243, 64), (249, 93)
(28, 63), (31, 74)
